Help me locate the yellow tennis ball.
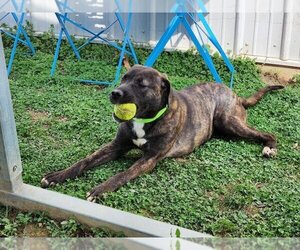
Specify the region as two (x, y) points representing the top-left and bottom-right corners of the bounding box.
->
(114, 103), (137, 121)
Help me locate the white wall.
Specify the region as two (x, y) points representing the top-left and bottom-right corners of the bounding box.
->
(1, 0), (300, 67)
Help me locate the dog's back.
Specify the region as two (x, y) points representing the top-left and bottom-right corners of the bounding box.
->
(166, 83), (235, 157)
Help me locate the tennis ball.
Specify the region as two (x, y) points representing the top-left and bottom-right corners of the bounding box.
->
(114, 103), (137, 121)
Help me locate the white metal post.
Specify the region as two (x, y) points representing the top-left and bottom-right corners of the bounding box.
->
(0, 33), (23, 192)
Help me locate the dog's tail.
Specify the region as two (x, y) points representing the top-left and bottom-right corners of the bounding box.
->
(241, 85), (284, 108)
(122, 56), (131, 71)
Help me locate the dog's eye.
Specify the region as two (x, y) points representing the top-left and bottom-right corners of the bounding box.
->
(139, 82), (148, 88)
(135, 78), (148, 88)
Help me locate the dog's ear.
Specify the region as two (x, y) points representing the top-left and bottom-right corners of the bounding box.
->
(161, 74), (170, 90)
(160, 74), (171, 106)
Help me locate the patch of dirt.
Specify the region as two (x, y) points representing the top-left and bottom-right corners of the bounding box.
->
(28, 110), (49, 122)
(203, 191), (214, 198)
(21, 223), (49, 237)
(259, 65), (300, 86)
(218, 194), (226, 211)
(28, 110), (69, 124)
(244, 204), (261, 218)
(261, 71), (288, 86)
(58, 116), (68, 122)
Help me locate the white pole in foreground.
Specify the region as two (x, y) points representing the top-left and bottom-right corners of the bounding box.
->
(0, 33), (23, 192)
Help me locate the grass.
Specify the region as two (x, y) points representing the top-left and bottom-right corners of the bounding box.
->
(1, 28), (300, 237)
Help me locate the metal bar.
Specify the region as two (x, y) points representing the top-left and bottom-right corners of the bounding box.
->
(59, 14), (137, 57)
(0, 13), (10, 22)
(145, 15), (182, 67)
(50, 14), (66, 76)
(55, 13), (81, 60)
(11, 0), (18, 12)
(11, 13), (36, 55)
(60, 15), (111, 40)
(195, 0), (208, 13)
(182, 16), (222, 83)
(196, 12), (235, 73)
(115, 11), (139, 64)
(0, 33), (23, 192)
(187, 13), (206, 44)
(56, 0), (75, 13)
(19, 0), (25, 12)
(187, 12), (235, 87)
(77, 19), (118, 50)
(1, 30), (28, 46)
(7, 12), (25, 75)
(94, 36), (133, 56)
(56, 14), (133, 55)
(79, 79), (113, 85)
(113, 8), (134, 84)
(0, 184), (208, 238)
(129, 238), (211, 249)
(55, 14), (132, 58)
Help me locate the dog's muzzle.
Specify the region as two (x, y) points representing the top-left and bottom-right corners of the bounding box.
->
(110, 89), (124, 103)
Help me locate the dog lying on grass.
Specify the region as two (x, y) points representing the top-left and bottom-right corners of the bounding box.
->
(41, 65), (284, 202)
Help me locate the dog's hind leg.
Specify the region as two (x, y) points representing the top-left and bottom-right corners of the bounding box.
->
(220, 116), (277, 157)
(41, 141), (132, 188)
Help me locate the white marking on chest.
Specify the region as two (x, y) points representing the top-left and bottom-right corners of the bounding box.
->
(132, 121), (147, 147)
(133, 122), (145, 137)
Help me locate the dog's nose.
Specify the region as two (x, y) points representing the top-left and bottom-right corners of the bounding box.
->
(111, 89), (123, 101)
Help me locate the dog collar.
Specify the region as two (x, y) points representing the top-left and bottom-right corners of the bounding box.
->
(133, 105), (168, 124)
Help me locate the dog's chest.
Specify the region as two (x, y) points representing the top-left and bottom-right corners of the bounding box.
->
(132, 121), (147, 147)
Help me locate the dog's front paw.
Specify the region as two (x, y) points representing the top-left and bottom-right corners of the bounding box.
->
(262, 147), (277, 158)
(41, 170), (68, 188)
(86, 185), (108, 203)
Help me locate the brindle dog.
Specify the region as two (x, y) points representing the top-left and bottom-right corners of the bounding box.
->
(41, 65), (284, 202)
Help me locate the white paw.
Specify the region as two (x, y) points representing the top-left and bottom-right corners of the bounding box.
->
(262, 147), (277, 158)
(86, 193), (96, 203)
(41, 177), (49, 187)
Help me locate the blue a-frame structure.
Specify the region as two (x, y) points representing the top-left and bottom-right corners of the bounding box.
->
(0, 0), (35, 75)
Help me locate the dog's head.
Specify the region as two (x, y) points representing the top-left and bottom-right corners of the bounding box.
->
(110, 65), (171, 121)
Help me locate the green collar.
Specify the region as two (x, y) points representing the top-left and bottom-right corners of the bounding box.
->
(133, 105), (168, 124)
